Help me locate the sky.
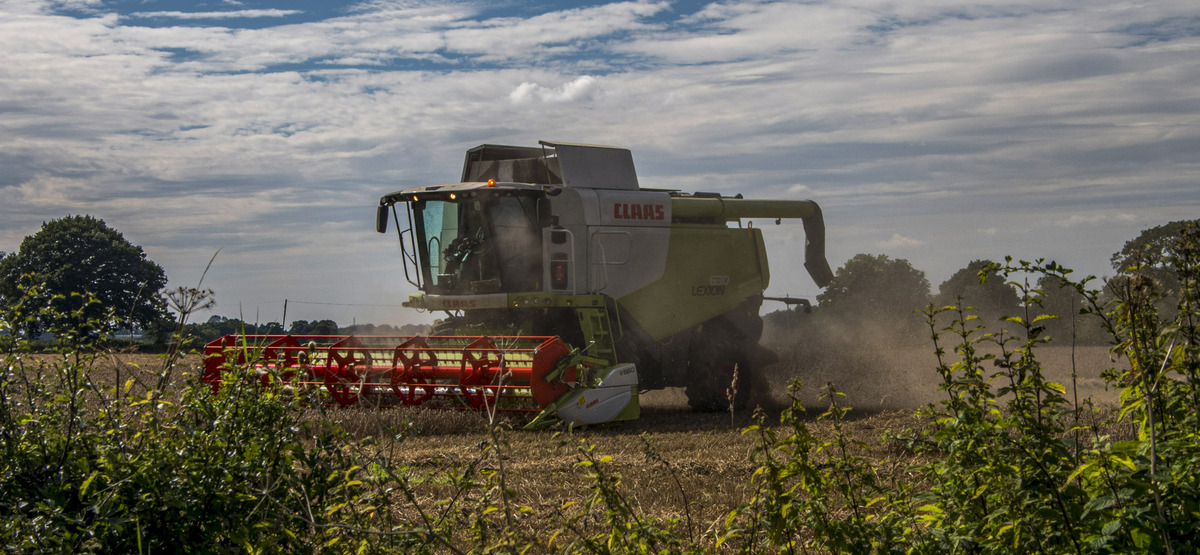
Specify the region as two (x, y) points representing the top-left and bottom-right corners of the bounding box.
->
(1, 0), (1197, 328)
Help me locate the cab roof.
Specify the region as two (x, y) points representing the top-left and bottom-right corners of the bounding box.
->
(380, 140), (641, 206)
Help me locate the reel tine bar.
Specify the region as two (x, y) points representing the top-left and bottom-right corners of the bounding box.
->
(204, 334), (565, 411)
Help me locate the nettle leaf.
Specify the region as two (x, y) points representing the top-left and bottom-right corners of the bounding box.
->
(1112, 441), (1140, 457)
(1129, 527), (1155, 549)
(79, 471), (100, 496)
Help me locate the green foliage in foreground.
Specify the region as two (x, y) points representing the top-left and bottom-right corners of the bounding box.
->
(2, 224), (1199, 553)
(0, 352), (360, 552)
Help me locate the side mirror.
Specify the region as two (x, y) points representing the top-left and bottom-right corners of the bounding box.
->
(376, 204), (389, 233)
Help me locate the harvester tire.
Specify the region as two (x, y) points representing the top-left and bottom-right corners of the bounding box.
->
(685, 328), (752, 412)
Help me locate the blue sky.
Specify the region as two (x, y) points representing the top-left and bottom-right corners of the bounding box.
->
(1, 0), (1198, 327)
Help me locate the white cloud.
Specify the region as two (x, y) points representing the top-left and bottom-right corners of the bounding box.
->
(1054, 213), (1139, 228)
(621, 1), (867, 64)
(0, 176), (83, 208)
(878, 233), (925, 249)
(129, 10), (302, 19)
(437, 1), (668, 61)
(509, 76), (602, 104)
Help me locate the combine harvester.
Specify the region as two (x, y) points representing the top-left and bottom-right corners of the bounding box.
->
(204, 141), (832, 427)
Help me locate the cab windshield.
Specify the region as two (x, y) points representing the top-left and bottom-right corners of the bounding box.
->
(413, 195), (541, 295)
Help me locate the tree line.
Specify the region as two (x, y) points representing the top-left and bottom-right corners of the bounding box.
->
(1, 214), (1195, 348)
(769, 219), (1198, 345)
(0, 215), (426, 348)
(787, 254), (1107, 343)
(184, 316), (430, 343)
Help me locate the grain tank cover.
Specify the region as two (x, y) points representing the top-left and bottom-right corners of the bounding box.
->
(540, 141), (640, 190)
(459, 141), (640, 190)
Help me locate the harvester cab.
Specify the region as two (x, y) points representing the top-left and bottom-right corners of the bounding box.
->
(205, 141), (831, 428)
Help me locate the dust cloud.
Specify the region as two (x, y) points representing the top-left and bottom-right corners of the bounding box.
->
(628, 315), (940, 413)
(750, 312), (1123, 413)
(637, 309), (1124, 415)
(752, 314), (942, 412)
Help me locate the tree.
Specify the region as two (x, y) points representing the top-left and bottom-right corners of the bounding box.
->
(180, 316), (286, 343)
(1111, 220), (1199, 306)
(936, 260), (1021, 325)
(288, 319), (340, 335)
(1034, 273), (1107, 345)
(816, 254), (931, 321)
(0, 215), (169, 340)
(1112, 219), (1199, 272)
